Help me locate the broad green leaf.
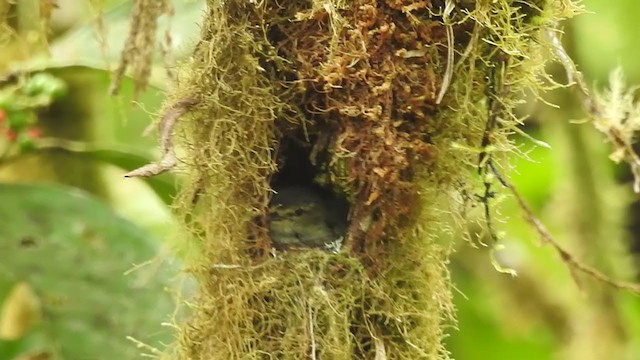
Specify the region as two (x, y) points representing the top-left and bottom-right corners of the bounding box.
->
(27, 138), (177, 205)
(0, 183), (179, 359)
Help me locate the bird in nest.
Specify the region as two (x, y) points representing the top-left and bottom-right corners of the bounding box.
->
(268, 186), (349, 253)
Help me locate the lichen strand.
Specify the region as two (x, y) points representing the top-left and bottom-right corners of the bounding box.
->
(110, 0), (172, 97)
(169, 0), (579, 359)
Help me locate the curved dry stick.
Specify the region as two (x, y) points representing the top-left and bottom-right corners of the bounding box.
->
(124, 96), (199, 178)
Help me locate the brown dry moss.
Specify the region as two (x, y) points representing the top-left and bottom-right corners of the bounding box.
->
(165, 0), (580, 358)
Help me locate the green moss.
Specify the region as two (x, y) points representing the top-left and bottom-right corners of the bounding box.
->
(162, 0), (581, 358)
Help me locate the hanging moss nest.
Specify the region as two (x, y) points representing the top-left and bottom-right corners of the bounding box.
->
(162, 0), (579, 358)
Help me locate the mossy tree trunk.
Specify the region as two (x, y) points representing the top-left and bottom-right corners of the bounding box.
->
(166, 1), (579, 358)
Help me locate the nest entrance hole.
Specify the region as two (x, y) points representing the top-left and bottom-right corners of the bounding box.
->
(267, 135), (351, 251)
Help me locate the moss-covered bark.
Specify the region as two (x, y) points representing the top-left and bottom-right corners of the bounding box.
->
(162, 1), (579, 358)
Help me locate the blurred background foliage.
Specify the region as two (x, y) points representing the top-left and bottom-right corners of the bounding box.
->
(0, 0), (639, 359)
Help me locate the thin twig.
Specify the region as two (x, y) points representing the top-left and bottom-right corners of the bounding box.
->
(488, 161), (640, 295)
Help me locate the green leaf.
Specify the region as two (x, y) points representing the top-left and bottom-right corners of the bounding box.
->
(0, 183), (180, 359)
(23, 73), (68, 99)
(5, 110), (31, 130)
(41, 139), (177, 204)
(1, 137), (178, 204)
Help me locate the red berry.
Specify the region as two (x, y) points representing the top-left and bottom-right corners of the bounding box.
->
(0, 109), (5, 124)
(4, 129), (17, 142)
(27, 127), (42, 139)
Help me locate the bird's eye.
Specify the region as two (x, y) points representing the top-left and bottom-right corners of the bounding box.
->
(294, 208), (305, 216)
